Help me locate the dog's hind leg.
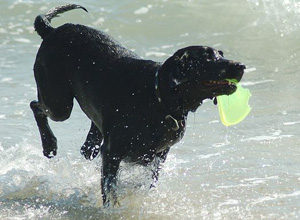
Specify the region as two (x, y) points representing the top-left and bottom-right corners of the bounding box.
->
(81, 121), (103, 160)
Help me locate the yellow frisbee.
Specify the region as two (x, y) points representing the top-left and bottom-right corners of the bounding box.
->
(217, 81), (251, 126)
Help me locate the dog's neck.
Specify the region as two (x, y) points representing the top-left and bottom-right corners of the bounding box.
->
(154, 68), (163, 103)
(155, 67), (187, 131)
(155, 66), (206, 122)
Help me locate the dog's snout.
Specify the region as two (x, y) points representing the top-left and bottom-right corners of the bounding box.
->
(223, 60), (246, 72)
(235, 62), (246, 70)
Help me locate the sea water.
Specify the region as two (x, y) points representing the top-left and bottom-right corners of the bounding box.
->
(1, 0), (300, 219)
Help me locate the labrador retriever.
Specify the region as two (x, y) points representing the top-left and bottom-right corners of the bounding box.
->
(30, 4), (245, 207)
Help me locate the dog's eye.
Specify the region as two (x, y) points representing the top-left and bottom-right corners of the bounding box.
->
(206, 56), (216, 62)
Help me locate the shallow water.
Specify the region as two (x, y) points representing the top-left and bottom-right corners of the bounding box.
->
(1, 0), (300, 219)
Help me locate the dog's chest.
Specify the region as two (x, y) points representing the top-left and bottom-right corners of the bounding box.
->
(154, 119), (186, 151)
(120, 118), (186, 162)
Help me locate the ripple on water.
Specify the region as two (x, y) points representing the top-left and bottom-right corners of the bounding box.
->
(241, 129), (293, 142)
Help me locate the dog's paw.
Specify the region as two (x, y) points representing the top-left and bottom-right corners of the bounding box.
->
(80, 143), (100, 160)
(42, 136), (57, 158)
(103, 182), (120, 208)
(43, 149), (57, 158)
(103, 197), (120, 209)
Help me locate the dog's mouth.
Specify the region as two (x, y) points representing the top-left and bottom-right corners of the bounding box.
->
(202, 79), (238, 94)
(201, 61), (245, 91)
(201, 79), (239, 105)
(202, 79), (237, 88)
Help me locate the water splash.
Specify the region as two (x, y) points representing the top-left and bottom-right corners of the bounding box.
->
(248, 0), (300, 34)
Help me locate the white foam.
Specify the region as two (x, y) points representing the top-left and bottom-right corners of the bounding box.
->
(197, 153), (220, 159)
(134, 7), (149, 15)
(219, 199), (239, 207)
(240, 79), (274, 86)
(252, 191), (300, 205)
(241, 134), (293, 142)
(283, 121), (300, 126)
(244, 67), (256, 73)
(134, 6), (153, 15)
(145, 51), (168, 57)
(1, 77), (13, 82)
(93, 17), (105, 26)
(14, 38), (31, 43)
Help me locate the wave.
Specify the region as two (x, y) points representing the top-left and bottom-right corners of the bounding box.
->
(248, 0), (300, 34)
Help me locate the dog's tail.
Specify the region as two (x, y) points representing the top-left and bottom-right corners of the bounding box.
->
(34, 4), (88, 39)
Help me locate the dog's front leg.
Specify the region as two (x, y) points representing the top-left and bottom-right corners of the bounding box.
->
(150, 148), (170, 188)
(30, 100), (57, 158)
(101, 148), (121, 208)
(81, 121), (103, 160)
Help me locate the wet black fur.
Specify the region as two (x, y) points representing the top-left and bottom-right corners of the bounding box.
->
(30, 4), (245, 207)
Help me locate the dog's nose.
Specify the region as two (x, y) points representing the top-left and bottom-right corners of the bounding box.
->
(235, 63), (246, 70)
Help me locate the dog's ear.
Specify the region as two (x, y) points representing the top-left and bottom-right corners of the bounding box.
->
(218, 50), (224, 57)
(166, 51), (190, 88)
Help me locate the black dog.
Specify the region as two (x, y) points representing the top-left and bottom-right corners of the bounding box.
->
(31, 4), (245, 207)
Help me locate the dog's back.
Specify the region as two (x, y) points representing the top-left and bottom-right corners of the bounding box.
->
(33, 4), (144, 122)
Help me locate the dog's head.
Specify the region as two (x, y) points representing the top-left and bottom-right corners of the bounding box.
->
(161, 46), (245, 111)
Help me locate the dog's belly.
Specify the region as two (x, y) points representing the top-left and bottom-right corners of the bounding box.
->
(116, 123), (185, 164)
